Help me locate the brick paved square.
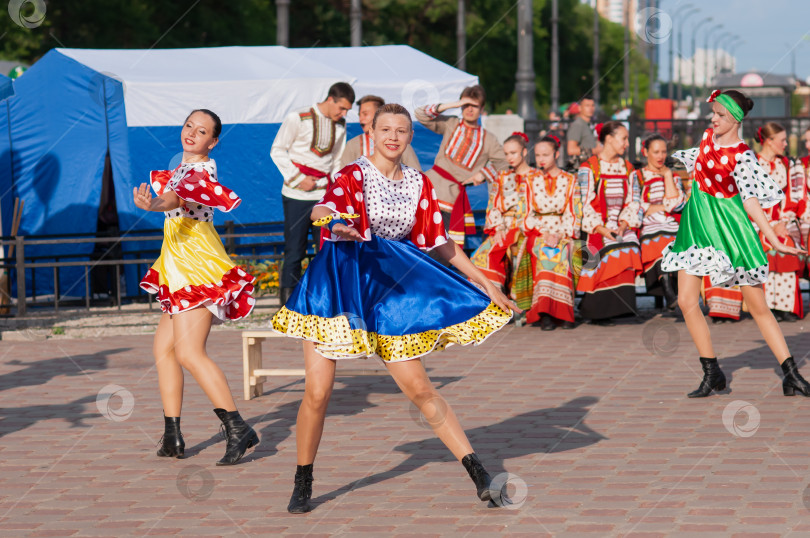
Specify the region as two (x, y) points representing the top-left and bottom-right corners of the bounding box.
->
(2, 315), (810, 536)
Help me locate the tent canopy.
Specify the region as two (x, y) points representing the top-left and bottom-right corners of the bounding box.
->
(57, 45), (476, 126)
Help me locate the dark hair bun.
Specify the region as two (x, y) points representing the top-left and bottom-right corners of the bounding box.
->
(744, 97), (754, 114)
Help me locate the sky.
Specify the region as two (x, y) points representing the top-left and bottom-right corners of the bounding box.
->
(649, 0), (810, 82)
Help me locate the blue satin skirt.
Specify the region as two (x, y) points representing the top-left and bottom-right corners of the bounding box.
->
(271, 235), (511, 362)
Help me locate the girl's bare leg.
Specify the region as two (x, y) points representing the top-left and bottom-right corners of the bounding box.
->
(678, 271), (715, 358)
(385, 358), (474, 460)
(740, 284), (791, 363)
(154, 313), (183, 416)
(295, 341), (336, 465)
(171, 308), (236, 411)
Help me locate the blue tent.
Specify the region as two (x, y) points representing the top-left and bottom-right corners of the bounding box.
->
(0, 46), (479, 297)
(0, 74), (14, 237)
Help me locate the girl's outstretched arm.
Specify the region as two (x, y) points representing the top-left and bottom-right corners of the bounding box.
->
(133, 183), (182, 212)
(743, 198), (805, 256)
(433, 240), (521, 314)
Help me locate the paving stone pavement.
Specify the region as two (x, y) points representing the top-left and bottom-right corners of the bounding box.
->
(2, 314), (810, 537)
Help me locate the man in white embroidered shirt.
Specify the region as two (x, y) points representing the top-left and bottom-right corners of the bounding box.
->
(271, 82), (354, 305)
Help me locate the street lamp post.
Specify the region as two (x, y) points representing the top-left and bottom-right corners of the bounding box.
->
(350, 0), (362, 47)
(729, 39), (744, 74)
(675, 6), (699, 102)
(551, 0), (560, 114)
(706, 29), (728, 91)
(704, 24), (723, 94)
(648, 0), (657, 99)
(593, 0), (600, 108)
(623, 0), (630, 105)
(515, 0), (536, 119)
(691, 17), (712, 102)
(276, 0), (290, 47)
(457, 0), (466, 71)
(715, 32), (734, 80)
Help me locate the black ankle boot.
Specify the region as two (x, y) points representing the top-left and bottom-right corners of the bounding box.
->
(213, 408), (259, 465)
(781, 357), (810, 397)
(661, 273), (678, 310)
(287, 464), (314, 513)
(540, 316), (556, 331)
(687, 357), (727, 398)
(461, 453), (493, 502)
(156, 416), (184, 458)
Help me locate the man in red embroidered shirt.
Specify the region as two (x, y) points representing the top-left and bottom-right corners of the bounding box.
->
(271, 82), (354, 305)
(415, 85), (508, 244)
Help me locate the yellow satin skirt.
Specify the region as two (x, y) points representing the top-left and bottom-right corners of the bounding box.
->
(140, 217), (255, 321)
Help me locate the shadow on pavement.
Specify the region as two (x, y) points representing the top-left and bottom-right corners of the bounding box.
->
(183, 374), (462, 462)
(313, 395), (606, 508)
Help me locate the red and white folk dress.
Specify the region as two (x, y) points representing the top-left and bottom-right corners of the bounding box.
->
(756, 154), (805, 317)
(522, 168), (579, 324)
(139, 160), (255, 321)
(630, 167), (685, 293)
(577, 156), (642, 321)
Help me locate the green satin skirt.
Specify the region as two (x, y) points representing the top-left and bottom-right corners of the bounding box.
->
(662, 187), (767, 283)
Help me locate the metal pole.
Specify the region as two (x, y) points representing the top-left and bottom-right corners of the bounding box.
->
(715, 32), (732, 81)
(704, 25), (722, 93)
(551, 0), (560, 113)
(593, 0), (600, 109)
(350, 0), (362, 47)
(668, 3), (674, 100)
(457, 0), (466, 71)
(676, 7), (700, 103)
(623, 0), (630, 105)
(691, 18), (712, 102)
(276, 0), (290, 47)
(648, 0), (656, 99)
(515, 0), (536, 120)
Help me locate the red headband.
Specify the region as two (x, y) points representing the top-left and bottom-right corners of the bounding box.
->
(511, 131), (529, 144)
(547, 134), (561, 149)
(595, 123), (604, 139)
(756, 126), (764, 143)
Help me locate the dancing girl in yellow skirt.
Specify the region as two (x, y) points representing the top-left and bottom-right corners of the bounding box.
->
(134, 109), (259, 465)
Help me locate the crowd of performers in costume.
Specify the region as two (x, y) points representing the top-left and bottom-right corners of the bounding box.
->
(133, 83), (810, 515)
(469, 121), (810, 331)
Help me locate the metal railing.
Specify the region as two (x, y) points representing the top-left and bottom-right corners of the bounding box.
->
(525, 116), (810, 164)
(0, 220), (287, 317)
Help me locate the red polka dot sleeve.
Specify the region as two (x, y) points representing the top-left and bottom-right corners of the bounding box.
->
(149, 170), (174, 196)
(316, 163), (371, 242)
(409, 175), (449, 251)
(170, 167), (241, 212)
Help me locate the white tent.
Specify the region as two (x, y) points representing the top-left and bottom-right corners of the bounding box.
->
(57, 45), (476, 126)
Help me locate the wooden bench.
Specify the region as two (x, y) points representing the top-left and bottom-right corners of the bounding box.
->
(242, 330), (389, 400)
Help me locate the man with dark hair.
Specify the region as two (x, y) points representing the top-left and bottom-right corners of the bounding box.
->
(339, 95), (421, 169)
(271, 82), (354, 305)
(566, 95), (600, 166)
(327, 82), (356, 104)
(415, 84), (508, 244)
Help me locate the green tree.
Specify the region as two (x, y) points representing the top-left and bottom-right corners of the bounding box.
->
(0, 0), (652, 115)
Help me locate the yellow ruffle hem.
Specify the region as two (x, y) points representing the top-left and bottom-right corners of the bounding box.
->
(271, 303), (512, 362)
